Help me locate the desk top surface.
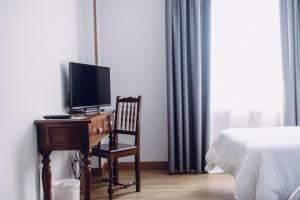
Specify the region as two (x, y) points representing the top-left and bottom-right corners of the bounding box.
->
(34, 110), (114, 125)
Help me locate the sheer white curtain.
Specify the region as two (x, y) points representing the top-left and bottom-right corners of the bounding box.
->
(210, 0), (283, 141)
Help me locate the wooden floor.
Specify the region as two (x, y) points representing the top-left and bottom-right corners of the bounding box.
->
(85, 170), (235, 200)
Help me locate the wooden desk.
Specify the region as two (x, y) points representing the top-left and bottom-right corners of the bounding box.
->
(35, 111), (113, 200)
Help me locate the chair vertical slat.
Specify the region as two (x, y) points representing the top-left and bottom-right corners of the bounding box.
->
(128, 102), (133, 131)
(125, 102), (129, 130)
(132, 102), (136, 131)
(120, 102), (125, 130)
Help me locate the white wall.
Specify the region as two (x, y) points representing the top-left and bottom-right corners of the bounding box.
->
(0, 0), (90, 199)
(97, 0), (168, 162)
(0, 0), (167, 198)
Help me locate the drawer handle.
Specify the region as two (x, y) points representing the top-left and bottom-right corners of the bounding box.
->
(94, 127), (103, 134)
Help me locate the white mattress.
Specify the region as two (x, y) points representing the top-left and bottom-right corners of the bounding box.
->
(205, 127), (300, 200)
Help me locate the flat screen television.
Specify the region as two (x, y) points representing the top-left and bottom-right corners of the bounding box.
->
(69, 62), (111, 110)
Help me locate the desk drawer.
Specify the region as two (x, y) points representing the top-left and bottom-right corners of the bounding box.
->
(90, 120), (105, 135)
(48, 125), (84, 150)
(89, 116), (111, 136)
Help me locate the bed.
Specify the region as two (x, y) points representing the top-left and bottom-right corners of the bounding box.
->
(205, 127), (300, 200)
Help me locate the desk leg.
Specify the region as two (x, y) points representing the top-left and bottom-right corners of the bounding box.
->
(82, 149), (92, 200)
(42, 155), (52, 200)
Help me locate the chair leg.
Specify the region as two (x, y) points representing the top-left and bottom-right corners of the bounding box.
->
(135, 154), (141, 192)
(98, 157), (102, 178)
(113, 158), (119, 183)
(108, 158), (114, 200)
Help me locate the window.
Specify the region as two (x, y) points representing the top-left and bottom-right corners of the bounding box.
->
(211, 0), (283, 140)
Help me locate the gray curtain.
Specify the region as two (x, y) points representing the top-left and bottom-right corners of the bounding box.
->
(166, 0), (211, 174)
(280, 0), (300, 126)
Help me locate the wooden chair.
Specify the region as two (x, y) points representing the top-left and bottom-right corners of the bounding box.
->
(91, 96), (142, 200)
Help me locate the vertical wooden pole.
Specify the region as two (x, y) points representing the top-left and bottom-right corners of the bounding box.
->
(93, 0), (99, 65)
(93, 0), (101, 177)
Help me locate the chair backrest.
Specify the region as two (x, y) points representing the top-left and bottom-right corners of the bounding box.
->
(113, 96), (142, 146)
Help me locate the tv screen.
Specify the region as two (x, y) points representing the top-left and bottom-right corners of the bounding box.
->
(69, 62), (111, 109)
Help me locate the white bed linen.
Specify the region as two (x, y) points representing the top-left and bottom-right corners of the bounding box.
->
(205, 127), (300, 200)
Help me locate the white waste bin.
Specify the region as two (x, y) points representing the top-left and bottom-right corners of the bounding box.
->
(52, 179), (80, 200)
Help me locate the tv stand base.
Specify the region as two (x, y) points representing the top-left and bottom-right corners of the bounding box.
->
(70, 106), (105, 114)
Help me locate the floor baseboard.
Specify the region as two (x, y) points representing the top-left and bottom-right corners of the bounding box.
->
(91, 161), (168, 177)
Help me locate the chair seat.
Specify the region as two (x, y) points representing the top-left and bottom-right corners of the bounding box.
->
(92, 143), (137, 156)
